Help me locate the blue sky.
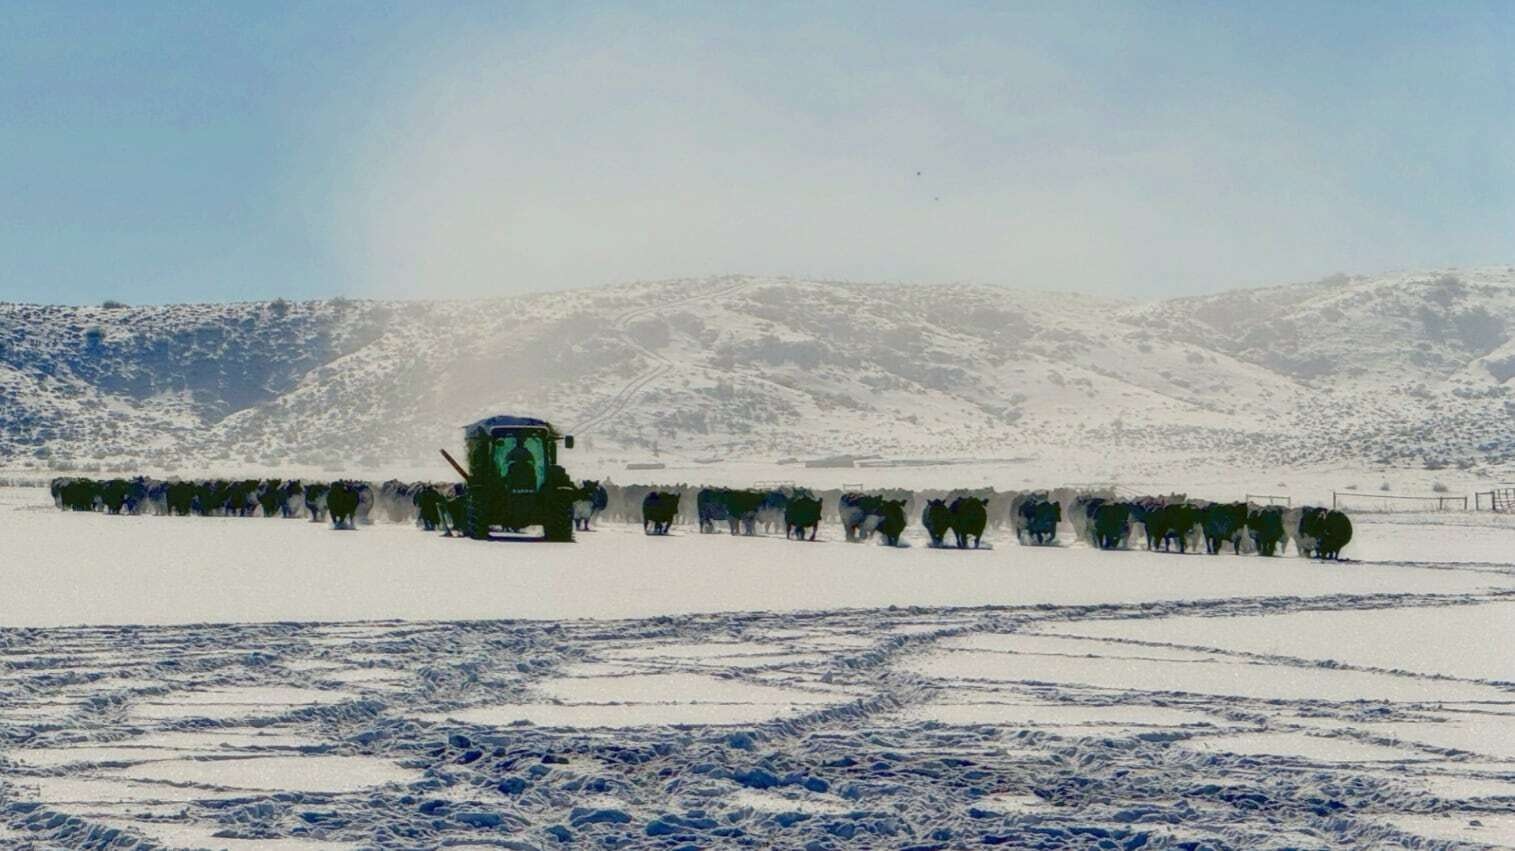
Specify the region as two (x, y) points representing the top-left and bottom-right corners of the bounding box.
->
(2, 1), (1511, 304)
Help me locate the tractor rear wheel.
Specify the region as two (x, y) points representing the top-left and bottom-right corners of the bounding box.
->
(464, 491), (492, 540)
(543, 499), (574, 543)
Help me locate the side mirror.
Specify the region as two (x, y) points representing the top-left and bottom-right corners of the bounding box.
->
(564, 435), (575, 449)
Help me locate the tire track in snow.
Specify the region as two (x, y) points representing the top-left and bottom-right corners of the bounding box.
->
(6, 598), (1514, 848)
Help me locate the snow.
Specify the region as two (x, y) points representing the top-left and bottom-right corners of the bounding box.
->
(106, 755), (417, 793)
(1378, 814), (1515, 847)
(17, 270), (1515, 848)
(11, 268), (1515, 474)
(1182, 731), (1421, 763)
(1041, 600), (1515, 682)
(111, 824), (352, 851)
(2, 488), (1509, 627)
(7, 484), (1515, 848)
(1348, 515), (1515, 564)
(898, 699), (1226, 729)
(904, 644), (1510, 703)
(728, 788), (854, 814)
(1407, 773), (1515, 800)
(14, 775), (266, 805)
(430, 701), (819, 728)
(129, 686), (357, 721)
(121, 730), (318, 750)
(534, 672), (845, 707)
(1360, 714), (1515, 760)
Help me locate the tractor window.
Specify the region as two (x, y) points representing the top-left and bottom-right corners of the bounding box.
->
(492, 435), (546, 488)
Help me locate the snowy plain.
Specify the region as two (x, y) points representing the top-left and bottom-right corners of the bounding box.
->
(4, 484), (1515, 849)
(0, 487), (1506, 628)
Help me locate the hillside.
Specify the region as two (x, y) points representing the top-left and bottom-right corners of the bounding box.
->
(4, 268), (1514, 474)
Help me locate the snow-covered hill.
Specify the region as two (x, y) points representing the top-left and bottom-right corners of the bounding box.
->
(4, 268), (1515, 473)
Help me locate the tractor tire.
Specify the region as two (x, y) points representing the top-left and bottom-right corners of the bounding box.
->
(464, 491), (492, 541)
(543, 500), (575, 543)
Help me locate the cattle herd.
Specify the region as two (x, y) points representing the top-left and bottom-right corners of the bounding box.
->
(47, 476), (1354, 559)
(48, 476), (481, 534)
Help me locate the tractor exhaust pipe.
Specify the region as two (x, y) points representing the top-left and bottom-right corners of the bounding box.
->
(439, 449), (470, 483)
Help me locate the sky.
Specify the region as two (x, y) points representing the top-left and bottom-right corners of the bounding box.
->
(1, 1), (1512, 305)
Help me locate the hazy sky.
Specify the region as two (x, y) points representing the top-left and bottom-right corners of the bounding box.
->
(2, 1), (1512, 305)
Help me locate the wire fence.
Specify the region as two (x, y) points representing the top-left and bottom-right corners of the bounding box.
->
(1244, 493), (1291, 506)
(1331, 490), (1468, 512)
(1474, 488), (1515, 511)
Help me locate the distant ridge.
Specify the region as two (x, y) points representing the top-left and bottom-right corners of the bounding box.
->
(4, 268), (1515, 471)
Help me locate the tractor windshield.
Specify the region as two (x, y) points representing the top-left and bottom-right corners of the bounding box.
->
(492, 433), (546, 489)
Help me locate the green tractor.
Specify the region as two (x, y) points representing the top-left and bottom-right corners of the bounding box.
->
(442, 415), (578, 542)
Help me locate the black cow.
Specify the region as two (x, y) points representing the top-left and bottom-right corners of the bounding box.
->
(757, 490), (789, 535)
(278, 480), (305, 518)
(442, 484), (468, 536)
(1091, 501), (1134, 550)
(1291, 506), (1329, 557)
(353, 482), (375, 525)
(166, 481), (196, 516)
(876, 499), (908, 547)
(1013, 494), (1061, 546)
(256, 479), (286, 517)
(642, 491), (679, 535)
(94, 477), (147, 516)
(785, 494), (823, 541)
(327, 481), (361, 529)
(124, 477), (149, 514)
(697, 487), (731, 533)
(725, 489), (766, 536)
(1140, 501), (1202, 553)
(840, 493), (889, 542)
(948, 496), (988, 549)
(146, 479), (171, 515)
(99, 478), (130, 514)
(304, 482), (330, 522)
(230, 479), (262, 517)
(1247, 505), (1286, 556)
(193, 481), (228, 514)
(1318, 510), (1353, 560)
(922, 499), (951, 547)
(1294, 506), (1353, 559)
(415, 485), (446, 532)
(1071, 495), (1106, 546)
(1202, 502), (1248, 554)
(60, 478), (100, 512)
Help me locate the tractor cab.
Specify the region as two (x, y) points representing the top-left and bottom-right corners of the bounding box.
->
(450, 415), (578, 541)
(489, 428), (551, 491)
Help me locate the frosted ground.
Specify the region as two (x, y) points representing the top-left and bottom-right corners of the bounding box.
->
(4, 487), (1515, 848)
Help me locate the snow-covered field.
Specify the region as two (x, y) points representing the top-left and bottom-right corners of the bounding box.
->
(4, 485), (1515, 849)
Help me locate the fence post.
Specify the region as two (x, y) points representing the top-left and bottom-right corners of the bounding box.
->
(1331, 491), (1338, 509)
